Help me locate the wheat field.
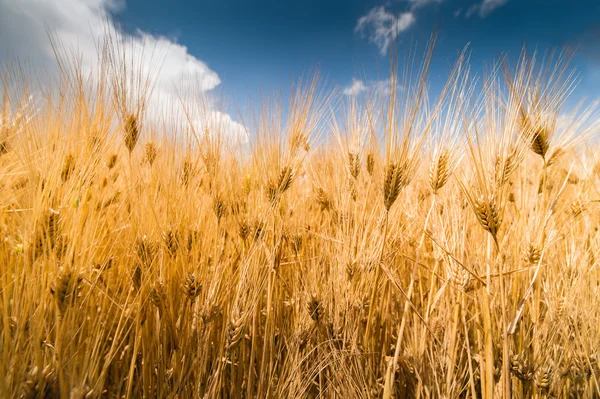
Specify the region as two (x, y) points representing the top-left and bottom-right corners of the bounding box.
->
(1, 39), (599, 398)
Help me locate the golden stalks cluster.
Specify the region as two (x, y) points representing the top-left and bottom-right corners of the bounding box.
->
(0, 42), (599, 399)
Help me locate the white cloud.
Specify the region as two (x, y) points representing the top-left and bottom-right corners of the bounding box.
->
(343, 79), (402, 97)
(479, 0), (509, 17)
(466, 0), (509, 18)
(0, 0), (246, 141)
(343, 79), (368, 96)
(355, 7), (416, 55)
(193, 111), (248, 146)
(465, 5), (478, 17)
(405, 0), (443, 10)
(370, 79), (400, 96)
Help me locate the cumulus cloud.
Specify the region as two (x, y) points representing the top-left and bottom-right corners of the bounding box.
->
(0, 0), (246, 141)
(192, 111), (248, 146)
(466, 0), (509, 18)
(355, 7), (416, 55)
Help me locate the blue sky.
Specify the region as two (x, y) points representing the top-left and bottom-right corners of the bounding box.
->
(113, 0), (600, 105)
(1, 0), (599, 130)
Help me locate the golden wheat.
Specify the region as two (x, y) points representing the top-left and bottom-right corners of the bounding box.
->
(1, 40), (599, 399)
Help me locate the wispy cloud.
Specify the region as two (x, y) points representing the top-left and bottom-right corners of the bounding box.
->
(479, 0), (509, 17)
(405, 0), (444, 10)
(466, 0), (509, 18)
(343, 79), (368, 96)
(0, 0), (246, 140)
(355, 6), (416, 55)
(343, 79), (402, 97)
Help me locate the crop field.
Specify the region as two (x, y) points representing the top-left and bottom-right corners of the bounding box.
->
(1, 40), (599, 398)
